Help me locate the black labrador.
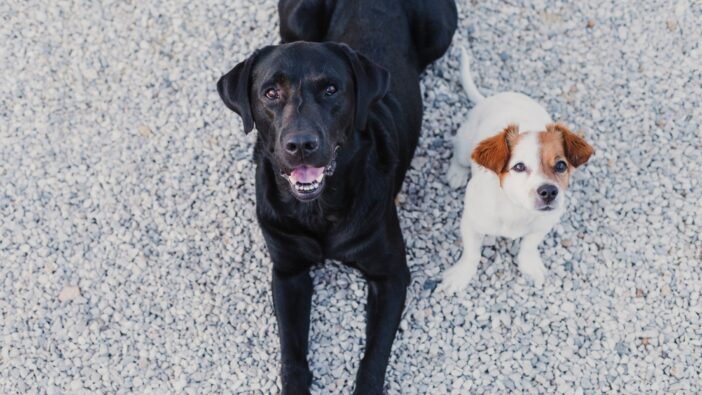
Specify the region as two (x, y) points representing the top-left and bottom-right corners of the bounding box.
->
(217, 0), (456, 393)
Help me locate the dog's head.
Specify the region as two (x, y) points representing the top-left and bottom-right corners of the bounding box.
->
(472, 123), (593, 212)
(217, 42), (389, 202)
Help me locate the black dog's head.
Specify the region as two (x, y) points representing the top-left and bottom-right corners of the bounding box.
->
(217, 42), (389, 202)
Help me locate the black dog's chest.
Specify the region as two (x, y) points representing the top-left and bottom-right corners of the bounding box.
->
(268, 201), (386, 264)
(290, 207), (339, 235)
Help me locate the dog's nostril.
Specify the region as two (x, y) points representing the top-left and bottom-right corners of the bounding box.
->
(537, 184), (558, 202)
(284, 133), (319, 156)
(285, 142), (299, 154)
(303, 140), (318, 152)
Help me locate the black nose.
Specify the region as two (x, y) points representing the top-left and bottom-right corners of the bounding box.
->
(537, 184), (559, 203)
(283, 133), (319, 156)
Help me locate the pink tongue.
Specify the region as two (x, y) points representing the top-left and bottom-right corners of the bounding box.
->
(290, 166), (324, 184)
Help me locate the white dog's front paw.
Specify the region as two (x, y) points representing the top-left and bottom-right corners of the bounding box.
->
(438, 260), (477, 293)
(518, 253), (546, 287)
(446, 163), (468, 189)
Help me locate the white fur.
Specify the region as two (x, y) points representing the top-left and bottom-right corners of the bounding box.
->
(440, 47), (567, 292)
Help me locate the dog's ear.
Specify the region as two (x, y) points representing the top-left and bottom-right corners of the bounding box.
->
(548, 123), (593, 168)
(217, 49), (267, 134)
(471, 124), (519, 174)
(333, 43), (390, 131)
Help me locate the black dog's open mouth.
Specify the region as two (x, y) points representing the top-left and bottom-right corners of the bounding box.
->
(283, 165), (326, 199)
(281, 153), (338, 201)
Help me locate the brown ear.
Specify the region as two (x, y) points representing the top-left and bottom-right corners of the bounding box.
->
(471, 124), (519, 174)
(549, 123), (593, 168)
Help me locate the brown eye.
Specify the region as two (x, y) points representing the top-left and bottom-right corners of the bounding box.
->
(324, 84), (337, 96)
(512, 162), (526, 172)
(264, 88), (279, 100)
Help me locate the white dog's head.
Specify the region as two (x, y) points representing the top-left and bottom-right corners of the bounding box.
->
(472, 123), (593, 212)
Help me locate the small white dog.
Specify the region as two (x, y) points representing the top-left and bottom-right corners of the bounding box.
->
(439, 47), (593, 292)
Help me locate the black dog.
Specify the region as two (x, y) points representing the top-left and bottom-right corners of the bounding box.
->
(218, 0), (456, 393)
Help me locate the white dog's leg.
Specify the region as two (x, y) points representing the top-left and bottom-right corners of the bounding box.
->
(447, 126), (472, 188)
(517, 230), (549, 287)
(447, 156), (469, 189)
(439, 220), (483, 293)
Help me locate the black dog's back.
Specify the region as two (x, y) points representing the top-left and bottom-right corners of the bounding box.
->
(279, 0), (457, 72)
(279, 0), (457, 188)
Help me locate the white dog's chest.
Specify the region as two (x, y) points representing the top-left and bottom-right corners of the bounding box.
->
(479, 215), (537, 239)
(474, 211), (557, 239)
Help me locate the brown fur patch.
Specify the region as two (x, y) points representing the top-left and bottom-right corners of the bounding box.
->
(539, 123), (594, 189)
(546, 123), (594, 168)
(538, 130), (570, 189)
(471, 124), (520, 177)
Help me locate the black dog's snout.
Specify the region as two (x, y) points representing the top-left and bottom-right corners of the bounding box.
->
(284, 133), (320, 156)
(537, 184), (559, 203)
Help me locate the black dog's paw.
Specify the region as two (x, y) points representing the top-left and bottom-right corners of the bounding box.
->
(353, 372), (387, 395)
(280, 388), (311, 395)
(280, 382), (312, 395)
(352, 386), (386, 395)
(280, 367), (312, 395)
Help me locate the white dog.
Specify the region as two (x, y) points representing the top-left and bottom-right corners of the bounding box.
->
(439, 47), (593, 292)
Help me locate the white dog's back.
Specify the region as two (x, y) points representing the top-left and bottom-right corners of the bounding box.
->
(458, 46), (552, 147)
(467, 93), (552, 149)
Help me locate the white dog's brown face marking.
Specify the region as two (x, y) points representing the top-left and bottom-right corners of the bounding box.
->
(472, 123), (593, 211)
(471, 124), (520, 182)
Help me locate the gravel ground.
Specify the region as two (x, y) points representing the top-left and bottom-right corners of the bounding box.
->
(1, 0), (701, 393)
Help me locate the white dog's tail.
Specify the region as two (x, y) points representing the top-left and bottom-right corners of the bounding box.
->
(459, 46), (485, 104)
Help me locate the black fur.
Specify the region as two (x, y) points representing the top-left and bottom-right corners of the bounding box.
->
(217, 0), (456, 393)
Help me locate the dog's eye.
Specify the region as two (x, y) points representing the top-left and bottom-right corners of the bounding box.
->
(554, 160), (568, 173)
(323, 84), (337, 96)
(512, 162), (526, 172)
(264, 88), (279, 100)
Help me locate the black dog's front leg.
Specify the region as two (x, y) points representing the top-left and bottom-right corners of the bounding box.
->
(262, 222), (322, 394)
(354, 270), (410, 394)
(347, 208), (411, 394)
(272, 267), (314, 395)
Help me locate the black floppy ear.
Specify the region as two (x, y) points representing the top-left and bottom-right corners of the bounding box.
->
(333, 43), (390, 131)
(217, 49), (264, 134)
